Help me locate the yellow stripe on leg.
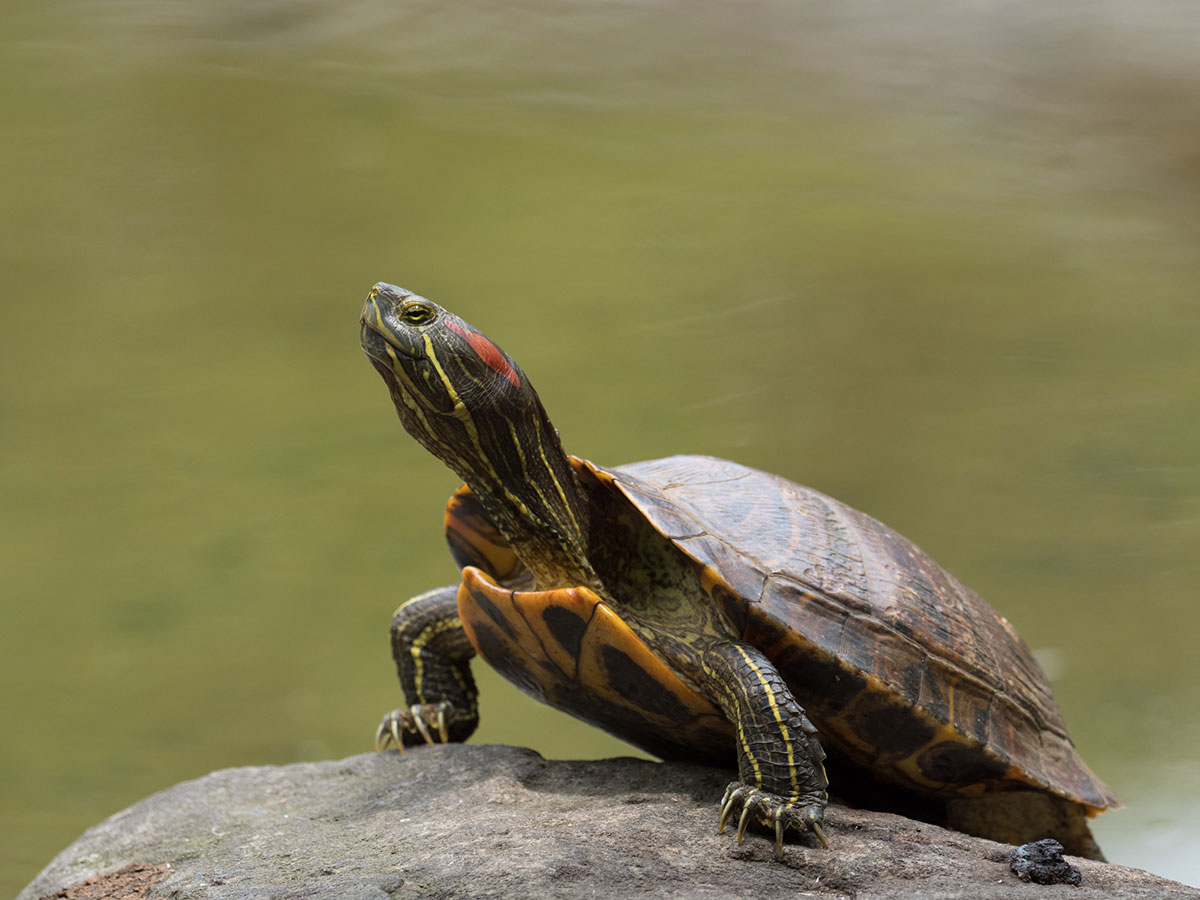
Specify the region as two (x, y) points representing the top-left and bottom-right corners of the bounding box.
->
(732, 644), (801, 802)
(408, 616), (464, 704)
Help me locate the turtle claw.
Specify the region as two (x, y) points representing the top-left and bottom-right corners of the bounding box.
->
(375, 702), (453, 752)
(736, 805), (753, 844)
(810, 820), (829, 850)
(374, 716), (407, 754)
(718, 782), (829, 858)
(410, 707), (435, 746)
(718, 786), (746, 834)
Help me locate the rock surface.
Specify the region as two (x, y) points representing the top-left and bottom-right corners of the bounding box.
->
(20, 744), (1198, 900)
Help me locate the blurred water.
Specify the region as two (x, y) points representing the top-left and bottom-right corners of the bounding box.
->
(3, 0), (1200, 892)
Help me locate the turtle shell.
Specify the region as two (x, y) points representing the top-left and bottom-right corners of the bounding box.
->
(447, 453), (1118, 813)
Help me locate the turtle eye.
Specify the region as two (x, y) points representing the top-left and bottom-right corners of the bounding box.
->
(399, 301), (436, 326)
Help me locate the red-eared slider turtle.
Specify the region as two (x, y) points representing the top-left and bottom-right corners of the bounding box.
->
(359, 282), (1118, 860)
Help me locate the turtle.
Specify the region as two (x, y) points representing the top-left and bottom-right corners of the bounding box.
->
(358, 282), (1119, 860)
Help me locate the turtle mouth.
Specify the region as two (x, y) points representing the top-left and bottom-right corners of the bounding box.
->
(359, 320), (399, 364)
(360, 297), (420, 363)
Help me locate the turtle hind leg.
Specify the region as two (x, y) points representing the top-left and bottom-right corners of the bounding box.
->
(376, 584), (479, 751)
(701, 641), (830, 857)
(946, 792), (1106, 861)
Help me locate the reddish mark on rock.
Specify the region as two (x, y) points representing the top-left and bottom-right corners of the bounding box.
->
(445, 319), (521, 388)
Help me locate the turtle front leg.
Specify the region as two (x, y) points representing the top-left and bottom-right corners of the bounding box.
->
(702, 641), (829, 857)
(375, 584), (479, 751)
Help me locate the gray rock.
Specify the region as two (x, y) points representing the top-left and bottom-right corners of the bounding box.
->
(19, 744), (1198, 900)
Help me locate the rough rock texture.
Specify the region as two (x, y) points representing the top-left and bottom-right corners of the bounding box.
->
(20, 744), (1198, 900)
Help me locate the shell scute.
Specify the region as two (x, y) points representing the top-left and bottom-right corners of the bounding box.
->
(445, 485), (523, 584)
(456, 565), (735, 764)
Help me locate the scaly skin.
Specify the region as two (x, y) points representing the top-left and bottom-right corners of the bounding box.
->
(375, 585), (479, 752)
(704, 642), (829, 856)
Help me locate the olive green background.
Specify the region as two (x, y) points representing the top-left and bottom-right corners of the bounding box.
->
(3, 1), (1199, 894)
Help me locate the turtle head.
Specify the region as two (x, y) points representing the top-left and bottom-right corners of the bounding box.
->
(360, 282), (529, 428)
(360, 282), (594, 588)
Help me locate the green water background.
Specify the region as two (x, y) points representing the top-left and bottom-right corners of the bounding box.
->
(4, 1), (1199, 892)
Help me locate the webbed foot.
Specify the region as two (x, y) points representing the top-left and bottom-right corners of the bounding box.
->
(718, 783), (829, 859)
(374, 702), (453, 752)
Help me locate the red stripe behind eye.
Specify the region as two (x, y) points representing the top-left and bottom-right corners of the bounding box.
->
(444, 319), (521, 388)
